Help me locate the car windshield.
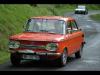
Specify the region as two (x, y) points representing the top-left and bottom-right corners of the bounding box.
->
(25, 18), (65, 34)
(78, 6), (85, 9)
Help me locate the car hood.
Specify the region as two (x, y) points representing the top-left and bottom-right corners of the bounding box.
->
(10, 32), (66, 42)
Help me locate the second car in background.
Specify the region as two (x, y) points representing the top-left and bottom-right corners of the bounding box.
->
(75, 5), (88, 15)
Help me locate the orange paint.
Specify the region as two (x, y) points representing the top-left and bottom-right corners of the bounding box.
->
(9, 16), (85, 61)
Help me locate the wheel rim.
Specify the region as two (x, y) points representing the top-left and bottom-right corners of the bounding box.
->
(62, 51), (67, 65)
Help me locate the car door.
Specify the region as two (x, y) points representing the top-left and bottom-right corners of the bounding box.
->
(65, 20), (75, 55)
(66, 20), (81, 55)
(70, 20), (82, 53)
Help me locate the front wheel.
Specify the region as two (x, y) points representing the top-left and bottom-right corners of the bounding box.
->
(75, 44), (83, 58)
(56, 50), (67, 67)
(86, 11), (88, 14)
(83, 12), (86, 15)
(10, 53), (21, 66)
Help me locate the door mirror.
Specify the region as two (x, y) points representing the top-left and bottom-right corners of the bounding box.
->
(67, 29), (72, 34)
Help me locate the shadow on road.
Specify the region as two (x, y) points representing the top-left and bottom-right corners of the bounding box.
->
(8, 56), (79, 69)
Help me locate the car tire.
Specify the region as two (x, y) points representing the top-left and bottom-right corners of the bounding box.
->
(75, 44), (83, 58)
(57, 50), (67, 67)
(75, 11), (77, 14)
(86, 11), (88, 14)
(84, 12), (86, 15)
(10, 53), (21, 66)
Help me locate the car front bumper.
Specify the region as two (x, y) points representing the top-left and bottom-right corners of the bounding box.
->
(9, 50), (62, 60)
(75, 11), (86, 14)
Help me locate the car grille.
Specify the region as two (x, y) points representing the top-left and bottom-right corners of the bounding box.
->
(20, 44), (46, 49)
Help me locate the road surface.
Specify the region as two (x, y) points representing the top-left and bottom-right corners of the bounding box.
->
(0, 10), (100, 71)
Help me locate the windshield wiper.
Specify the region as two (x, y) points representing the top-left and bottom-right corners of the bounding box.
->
(40, 30), (48, 32)
(25, 30), (34, 32)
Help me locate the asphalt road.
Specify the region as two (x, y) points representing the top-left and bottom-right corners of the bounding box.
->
(0, 10), (100, 71)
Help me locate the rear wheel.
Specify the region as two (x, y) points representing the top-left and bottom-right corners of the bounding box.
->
(86, 9), (88, 14)
(57, 50), (67, 67)
(75, 44), (83, 58)
(10, 53), (21, 66)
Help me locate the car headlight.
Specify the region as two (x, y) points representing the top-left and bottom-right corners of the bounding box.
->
(9, 41), (20, 49)
(46, 43), (58, 51)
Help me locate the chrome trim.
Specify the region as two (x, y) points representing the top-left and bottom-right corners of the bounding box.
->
(18, 50), (35, 53)
(47, 53), (61, 56)
(9, 49), (61, 56)
(36, 52), (46, 55)
(63, 22), (66, 35)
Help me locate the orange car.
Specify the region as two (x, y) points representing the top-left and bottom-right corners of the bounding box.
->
(9, 16), (85, 66)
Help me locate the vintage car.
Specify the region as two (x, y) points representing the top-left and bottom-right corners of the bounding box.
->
(75, 5), (88, 15)
(9, 16), (85, 66)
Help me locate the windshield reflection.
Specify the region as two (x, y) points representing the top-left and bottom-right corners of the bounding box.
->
(25, 19), (65, 34)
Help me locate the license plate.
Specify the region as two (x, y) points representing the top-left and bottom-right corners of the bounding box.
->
(22, 55), (40, 60)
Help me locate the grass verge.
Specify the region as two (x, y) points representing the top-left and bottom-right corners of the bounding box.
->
(0, 51), (10, 64)
(90, 14), (100, 23)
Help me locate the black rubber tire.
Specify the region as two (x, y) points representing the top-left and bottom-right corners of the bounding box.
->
(57, 50), (67, 67)
(75, 11), (78, 14)
(75, 44), (83, 58)
(10, 53), (21, 66)
(86, 11), (88, 14)
(84, 12), (86, 15)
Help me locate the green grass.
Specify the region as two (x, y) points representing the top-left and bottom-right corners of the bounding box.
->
(90, 14), (100, 23)
(54, 4), (76, 15)
(0, 51), (10, 64)
(86, 4), (100, 10)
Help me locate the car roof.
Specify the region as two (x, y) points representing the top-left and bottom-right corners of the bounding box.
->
(30, 16), (75, 22)
(78, 5), (85, 7)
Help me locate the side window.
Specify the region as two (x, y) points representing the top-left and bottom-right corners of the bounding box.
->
(71, 21), (78, 32)
(66, 20), (79, 34)
(66, 21), (72, 34)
